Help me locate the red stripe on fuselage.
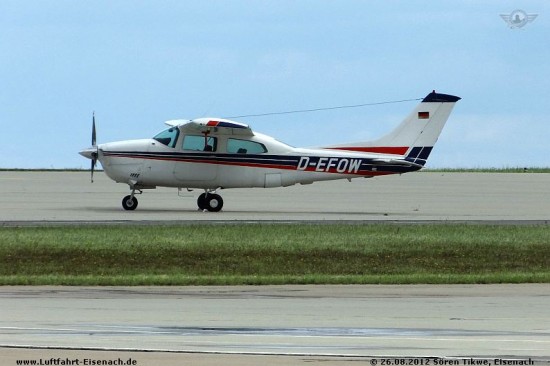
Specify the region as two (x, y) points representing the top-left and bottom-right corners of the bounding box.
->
(104, 152), (404, 177)
(325, 146), (409, 155)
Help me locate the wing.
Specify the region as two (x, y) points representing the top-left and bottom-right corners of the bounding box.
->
(527, 14), (538, 22)
(165, 119), (189, 127)
(500, 14), (511, 23)
(183, 118), (254, 137)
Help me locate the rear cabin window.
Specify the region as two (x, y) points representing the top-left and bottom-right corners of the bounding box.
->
(227, 139), (267, 154)
(182, 135), (217, 152)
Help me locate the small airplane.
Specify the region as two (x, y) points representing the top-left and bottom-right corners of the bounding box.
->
(79, 91), (460, 211)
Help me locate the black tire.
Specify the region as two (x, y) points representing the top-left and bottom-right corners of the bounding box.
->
(197, 193), (208, 210)
(122, 195), (138, 211)
(205, 194), (223, 212)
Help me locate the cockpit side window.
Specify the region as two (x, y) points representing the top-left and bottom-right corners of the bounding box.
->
(227, 139), (267, 154)
(182, 135), (218, 152)
(153, 127), (179, 148)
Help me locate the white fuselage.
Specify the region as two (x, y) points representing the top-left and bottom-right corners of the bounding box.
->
(97, 130), (412, 191)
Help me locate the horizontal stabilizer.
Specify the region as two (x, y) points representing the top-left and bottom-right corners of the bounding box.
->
(371, 158), (424, 168)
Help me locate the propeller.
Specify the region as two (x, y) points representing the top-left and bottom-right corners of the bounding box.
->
(79, 112), (100, 183)
(90, 112), (98, 183)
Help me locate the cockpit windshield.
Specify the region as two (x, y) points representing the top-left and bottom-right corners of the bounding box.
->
(153, 127), (179, 148)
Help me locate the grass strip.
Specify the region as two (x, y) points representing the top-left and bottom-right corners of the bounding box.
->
(0, 224), (549, 285)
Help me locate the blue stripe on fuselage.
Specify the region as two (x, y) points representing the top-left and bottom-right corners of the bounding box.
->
(102, 151), (419, 175)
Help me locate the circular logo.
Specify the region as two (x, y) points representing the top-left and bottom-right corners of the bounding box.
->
(509, 9), (529, 28)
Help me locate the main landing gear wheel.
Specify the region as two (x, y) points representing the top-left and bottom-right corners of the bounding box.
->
(197, 193), (223, 212)
(197, 193), (208, 210)
(122, 195), (138, 211)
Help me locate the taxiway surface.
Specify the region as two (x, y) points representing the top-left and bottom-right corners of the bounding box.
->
(0, 171), (549, 223)
(1, 285), (549, 363)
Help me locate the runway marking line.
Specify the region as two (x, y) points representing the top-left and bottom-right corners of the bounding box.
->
(2, 326), (549, 345)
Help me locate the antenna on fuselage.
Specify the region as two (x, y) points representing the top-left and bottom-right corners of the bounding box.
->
(224, 97), (423, 119)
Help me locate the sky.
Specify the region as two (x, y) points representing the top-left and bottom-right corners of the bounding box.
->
(1, 1), (549, 169)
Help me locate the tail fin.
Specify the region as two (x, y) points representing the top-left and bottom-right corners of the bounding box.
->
(325, 91), (461, 166)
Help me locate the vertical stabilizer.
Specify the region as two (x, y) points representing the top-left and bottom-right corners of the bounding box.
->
(324, 91), (461, 166)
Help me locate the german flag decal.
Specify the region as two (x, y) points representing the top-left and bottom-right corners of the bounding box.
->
(418, 111), (430, 119)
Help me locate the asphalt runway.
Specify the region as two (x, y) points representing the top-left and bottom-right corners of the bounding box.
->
(1, 285), (549, 365)
(0, 171), (549, 223)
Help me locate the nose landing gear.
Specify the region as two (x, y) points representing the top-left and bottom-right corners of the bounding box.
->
(122, 188), (142, 211)
(122, 195), (138, 210)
